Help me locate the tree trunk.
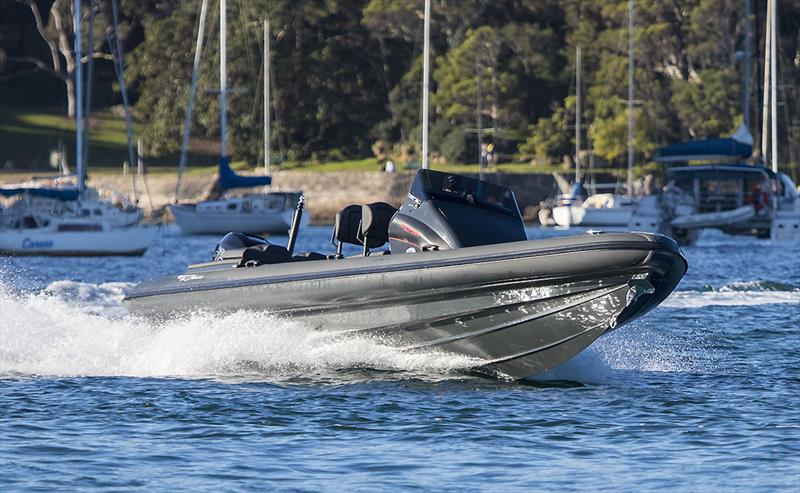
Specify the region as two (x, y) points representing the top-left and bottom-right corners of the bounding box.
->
(52, 0), (77, 119)
(65, 77), (76, 120)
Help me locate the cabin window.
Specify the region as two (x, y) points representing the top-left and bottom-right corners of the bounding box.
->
(81, 209), (90, 217)
(93, 209), (102, 216)
(57, 224), (102, 232)
(227, 203), (237, 210)
(22, 216), (38, 228)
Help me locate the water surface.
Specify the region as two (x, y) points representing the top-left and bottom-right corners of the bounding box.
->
(1, 226), (798, 491)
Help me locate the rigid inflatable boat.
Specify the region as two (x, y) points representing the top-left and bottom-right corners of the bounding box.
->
(125, 170), (687, 379)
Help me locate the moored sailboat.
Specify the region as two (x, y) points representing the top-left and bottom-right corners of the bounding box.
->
(552, 1), (639, 228)
(170, 1), (304, 236)
(627, 0), (799, 244)
(0, 0), (156, 256)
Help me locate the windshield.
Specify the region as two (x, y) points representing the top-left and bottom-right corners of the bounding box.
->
(410, 170), (521, 218)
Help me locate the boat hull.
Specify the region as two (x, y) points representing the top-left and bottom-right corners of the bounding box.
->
(125, 233), (686, 379)
(580, 206), (634, 227)
(170, 204), (297, 235)
(0, 226), (158, 256)
(553, 205), (633, 227)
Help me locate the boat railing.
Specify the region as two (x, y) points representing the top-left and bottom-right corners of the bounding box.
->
(697, 191), (740, 213)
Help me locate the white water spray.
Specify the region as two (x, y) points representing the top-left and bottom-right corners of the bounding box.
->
(0, 282), (479, 379)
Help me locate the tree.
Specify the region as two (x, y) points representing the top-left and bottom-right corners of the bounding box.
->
(9, 0), (127, 118)
(12, 0), (80, 117)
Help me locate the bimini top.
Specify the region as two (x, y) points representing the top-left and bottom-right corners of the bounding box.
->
(666, 163), (774, 178)
(0, 186), (80, 200)
(655, 138), (753, 163)
(219, 156), (272, 191)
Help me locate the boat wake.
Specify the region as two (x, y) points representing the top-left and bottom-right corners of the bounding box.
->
(529, 320), (709, 384)
(0, 281), (480, 380)
(661, 281), (799, 308)
(0, 279), (734, 383)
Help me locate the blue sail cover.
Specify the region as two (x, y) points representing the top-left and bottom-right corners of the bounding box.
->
(655, 138), (753, 163)
(218, 156), (271, 191)
(0, 187), (80, 200)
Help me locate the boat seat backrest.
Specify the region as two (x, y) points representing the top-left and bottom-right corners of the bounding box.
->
(361, 202), (397, 247)
(334, 204), (364, 246)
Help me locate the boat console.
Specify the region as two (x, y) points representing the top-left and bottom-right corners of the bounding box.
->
(388, 170), (526, 252)
(196, 170), (527, 270)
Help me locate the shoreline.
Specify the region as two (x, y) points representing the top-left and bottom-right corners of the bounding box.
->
(1, 170), (558, 224)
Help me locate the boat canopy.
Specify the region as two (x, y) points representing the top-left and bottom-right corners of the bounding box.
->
(218, 156), (272, 191)
(666, 164), (772, 180)
(655, 138), (753, 163)
(0, 186), (80, 200)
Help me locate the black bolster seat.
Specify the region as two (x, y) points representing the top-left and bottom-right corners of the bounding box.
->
(360, 202), (397, 255)
(240, 244), (291, 266)
(213, 231), (270, 261)
(212, 232), (292, 267)
(333, 204), (363, 256)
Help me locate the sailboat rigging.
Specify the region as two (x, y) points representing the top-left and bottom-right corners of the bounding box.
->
(169, 0), (305, 236)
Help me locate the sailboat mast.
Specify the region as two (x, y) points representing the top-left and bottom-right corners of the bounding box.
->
(476, 54), (483, 180)
(761, 0), (770, 161)
(109, 0), (140, 203)
(74, 0), (84, 192)
(176, 0), (209, 202)
(627, 0), (634, 190)
(220, 0), (228, 159)
(575, 45), (582, 182)
(84, 0), (95, 170)
(769, 0), (777, 173)
(421, 0), (430, 170)
(743, 0), (751, 129)
(264, 19), (270, 180)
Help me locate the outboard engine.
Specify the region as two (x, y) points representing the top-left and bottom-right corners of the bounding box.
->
(388, 170), (526, 253)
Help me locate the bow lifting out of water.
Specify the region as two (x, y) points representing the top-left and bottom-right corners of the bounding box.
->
(125, 170), (687, 380)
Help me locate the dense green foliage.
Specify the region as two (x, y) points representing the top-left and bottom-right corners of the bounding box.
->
(2, 0), (799, 173)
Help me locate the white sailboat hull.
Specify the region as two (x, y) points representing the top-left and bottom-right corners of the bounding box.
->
(170, 204), (296, 235)
(554, 198), (635, 228)
(580, 206), (634, 226)
(0, 226), (158, 256)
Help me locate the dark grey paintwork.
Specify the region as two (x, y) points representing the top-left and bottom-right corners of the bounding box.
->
(124, 232), (686, 380)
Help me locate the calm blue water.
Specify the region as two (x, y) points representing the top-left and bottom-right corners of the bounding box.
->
(1, 225), (799, 491)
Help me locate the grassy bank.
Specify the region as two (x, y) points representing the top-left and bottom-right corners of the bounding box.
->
(0, 107), (217, 171)
(6, 107), (792, 181)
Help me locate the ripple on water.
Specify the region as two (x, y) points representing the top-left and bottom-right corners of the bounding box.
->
(1, 226), (799, 491)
